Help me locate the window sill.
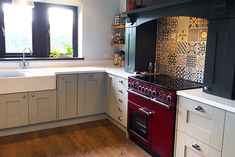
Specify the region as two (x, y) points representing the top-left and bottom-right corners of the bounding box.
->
(0, 57), (85, 61)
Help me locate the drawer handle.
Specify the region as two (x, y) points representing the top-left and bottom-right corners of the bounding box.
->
(195, 106), (204, 112)
(119, 89), (123, 93)
(118, 116), (122, 121)
(119, 80), (123, 84)
(192, 143), (201, 151)
(22, 95), (26, 99)
(31, 94), (35, 97)
(118, 107), (122, 112)
(88, 75), (94, 79)
(118, 98), (123, 103)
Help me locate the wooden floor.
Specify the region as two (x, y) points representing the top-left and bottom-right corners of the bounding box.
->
(0, 120), (151, 157)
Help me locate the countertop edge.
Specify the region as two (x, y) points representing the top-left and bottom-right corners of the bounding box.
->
(177, 89), (235, 113)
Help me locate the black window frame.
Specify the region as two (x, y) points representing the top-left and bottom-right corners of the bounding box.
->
(0, 0), (78, 58)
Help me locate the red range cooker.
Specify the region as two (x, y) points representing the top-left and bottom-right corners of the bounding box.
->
(127, 74), (202, 157)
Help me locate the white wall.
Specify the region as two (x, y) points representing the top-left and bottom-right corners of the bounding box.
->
(80, 0), (120, 60)
(120, 0), (126, 12)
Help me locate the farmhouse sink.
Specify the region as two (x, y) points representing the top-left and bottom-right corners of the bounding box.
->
(0, 69), (56, 94)
(0, 71), (25, 78)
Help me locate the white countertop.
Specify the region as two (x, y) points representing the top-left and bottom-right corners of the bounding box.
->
(177, 88), (235, 113)
(0, 65), (132, 94)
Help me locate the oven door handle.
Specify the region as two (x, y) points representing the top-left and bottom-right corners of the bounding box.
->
(150, 98), (172, 110)
(139, 107), (154, 116)
(127, 89), (150, 100)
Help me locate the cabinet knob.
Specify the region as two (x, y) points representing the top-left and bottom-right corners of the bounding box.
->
(31, 94), (35, 97)
(108, 77), (112, 81)
(119, 89), (123, 94)
(118, 107), (122, 112)
(61, 77), (64, 81)
(119, 80), (123, 84)
(192, 143), (201, 151)
(203, 86), (209, 91)
(195, 105), (204, 112)
(118, 98), (123, 103)
(118, 116), (122, 121)
(22, 95), (26, 99)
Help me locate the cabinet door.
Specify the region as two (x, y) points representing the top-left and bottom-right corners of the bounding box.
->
(78, 73), (105, 116)
(176, 131), (221, 157)
(57, 74), (78, 120)
(178, 97), (225, 151)
(107, 74), (117, 118)
(29, 90), (56, 124)
(203, 19), (235, 99)
(0, 93), (28, 129)
(222, 111), (235, 157)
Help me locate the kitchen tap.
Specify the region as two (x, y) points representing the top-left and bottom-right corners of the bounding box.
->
(20, 47), (32, 69)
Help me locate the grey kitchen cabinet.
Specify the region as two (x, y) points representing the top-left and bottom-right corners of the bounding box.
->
(107, 74), (128, 127)
(177, 97), (225, 151)
(29, 90), (57, 124)
(57, 74), (78, 120)
(107, 74), (117, 118)
(222, 111), (235, 157)
(0, 93), (28, 129)
(176, 131), (221, 157)
(78, 73), (105, 117)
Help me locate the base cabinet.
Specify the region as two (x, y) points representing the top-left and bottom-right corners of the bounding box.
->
(29, 90), (57, 124)
(0, 93), (28, 129)
(222, 112), (235, 157)
(176, 131), (221, 157)
(107, 74), (128, 127)
(78, 73), (105, 117)
(57, 74), (78, 120)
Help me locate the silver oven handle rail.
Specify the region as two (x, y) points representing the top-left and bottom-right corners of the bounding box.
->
(150, 98), (172, 110)
(139, 107), (154, 116)
(127, 89), (172, 110)
(127, 89), (150, 100)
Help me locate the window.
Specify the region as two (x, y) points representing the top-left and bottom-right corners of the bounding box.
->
(49, 7), (73, 57)
(0, 2), (78, 59)
(3, 4), (32, 53)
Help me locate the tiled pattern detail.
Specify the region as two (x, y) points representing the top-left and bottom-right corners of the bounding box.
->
(156, 16), (208, 83)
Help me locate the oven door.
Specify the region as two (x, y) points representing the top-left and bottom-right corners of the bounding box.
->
(128, 100), (153, 147)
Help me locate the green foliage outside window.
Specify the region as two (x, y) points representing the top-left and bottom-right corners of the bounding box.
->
(50, 44), (73, 58)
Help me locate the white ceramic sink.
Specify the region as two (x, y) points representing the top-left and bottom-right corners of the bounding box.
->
(0, 69), (56, 94)
(0, 71), (25, 78)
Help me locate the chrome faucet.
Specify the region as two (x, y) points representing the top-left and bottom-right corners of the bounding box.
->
(20, 47), (32, 69)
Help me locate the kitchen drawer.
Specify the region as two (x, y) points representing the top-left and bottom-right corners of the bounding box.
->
(115, 77), (128, 91)
(177, 97), (225, 151)
(115, 103), (127, 127)
(176, 131), (221, 157)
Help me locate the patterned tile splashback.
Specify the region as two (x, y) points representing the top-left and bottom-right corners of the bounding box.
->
(156, 16), (208, 83)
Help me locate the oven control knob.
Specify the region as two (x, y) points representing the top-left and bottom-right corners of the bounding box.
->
(141, 87), (145, 92)
(128, 82), (131, 88)
(138, 86), (142, 91)
(152, 90), (156, 96)
(167, 95), (172, 102)
(148, 89), (152, 95)
(145, 88), (149, 94)
(131, 83), (134, 88)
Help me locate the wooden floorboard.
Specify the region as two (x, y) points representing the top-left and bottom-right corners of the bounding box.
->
(0, 120), (151, 157)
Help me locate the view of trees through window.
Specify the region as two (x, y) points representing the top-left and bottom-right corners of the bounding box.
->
(49, 7), (74, 58)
